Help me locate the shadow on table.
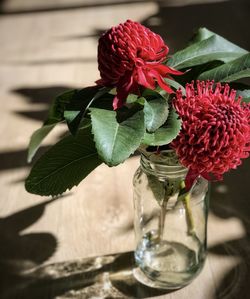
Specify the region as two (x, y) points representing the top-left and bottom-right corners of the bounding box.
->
(141, 0), (250, 52)
(0, 0), (150, 15)
(209, 157), (250, 299)
(0, 146), (51, 172)
(0, 199), (58, 299)
(2, 0), (249, 66)
(12, 86), (73, 122)
(0, 250), (171, 299)
(47, 0), (249, 54)
(0, 86), (73, 173)
(0, 178), (167, 298)
(13, 86), (72, 105)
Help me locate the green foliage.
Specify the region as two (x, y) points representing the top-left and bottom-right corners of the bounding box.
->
(126, 94), (145, 105)
(27, 89), (77, 162)
(237, 89), (250, 103)
(146, 174), (165, 203)
(27, 86), (111, 162)
(168, 28), (247, 70)
(90, 108), (145, 166)
(45, 89), (76, 125)
(25, 27), (250, 197)
(174, 61), (224, 87)
(163, 79), (186, 95)
(142, 108), (181, 146)
(189, 27), (214, 44)
(198, 53), (250, 82)
(144, 98), (169, 132)
(27, 123), (58, 163)
(25, 127), (102, 196)
(64, 87), (111, 135)
(141, 88), (170, 132)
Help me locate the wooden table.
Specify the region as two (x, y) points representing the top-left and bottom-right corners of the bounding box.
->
(0, 1), (249, 298)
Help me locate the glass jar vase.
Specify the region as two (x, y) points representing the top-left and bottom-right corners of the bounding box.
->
(133, 150), (209, 289)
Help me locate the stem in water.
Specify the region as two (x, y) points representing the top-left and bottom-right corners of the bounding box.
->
(158, 180), (171, 240)
(183, 193), (195, 236)
(159, 199), (168, 239)
(178, 180), (196, 236)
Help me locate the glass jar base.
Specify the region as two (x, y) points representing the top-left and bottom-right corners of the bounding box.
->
(133, 267), (186, 290)
(134, 231), (206, 289)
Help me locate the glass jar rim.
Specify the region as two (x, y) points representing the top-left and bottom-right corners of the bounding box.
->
(140, 150), (188, 178)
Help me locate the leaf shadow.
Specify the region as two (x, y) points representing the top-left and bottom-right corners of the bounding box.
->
(13, 86), (73, 104)
(209, 157), (250, 299)
(0, 86), (79, 173)
(1, 251), (173, 299)
(0, 146), (50, 172)
(209, 238), (250, 299)
(12, 86), (74, 122)
(0, 198), (60, 298)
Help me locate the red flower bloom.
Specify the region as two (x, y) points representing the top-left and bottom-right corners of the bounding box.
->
(171, 81), (250, 188)
(96, 20), (182, 110)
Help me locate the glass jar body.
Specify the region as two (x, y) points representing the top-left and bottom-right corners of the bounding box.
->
(133, 153), (209, 289)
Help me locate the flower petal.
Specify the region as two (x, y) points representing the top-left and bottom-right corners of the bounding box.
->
(137, 67), (155, 89)
(149, 69), (174, 93)
(97, 20), (182, 109)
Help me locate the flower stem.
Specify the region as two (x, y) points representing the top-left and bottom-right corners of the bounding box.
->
(183, 193), (195, 236)
(158, 200), (168, 240)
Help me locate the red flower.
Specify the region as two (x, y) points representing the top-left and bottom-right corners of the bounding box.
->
(96, 20), (182, 110)
(171, 81), (250, 188)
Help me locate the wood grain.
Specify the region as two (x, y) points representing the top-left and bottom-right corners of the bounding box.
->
(0, 0), (249, 298)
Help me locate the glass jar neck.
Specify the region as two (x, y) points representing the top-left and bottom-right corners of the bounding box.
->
(140, 150), (188, 179)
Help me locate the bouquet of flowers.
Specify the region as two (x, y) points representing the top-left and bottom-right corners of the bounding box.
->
(25, 20), (250, 197)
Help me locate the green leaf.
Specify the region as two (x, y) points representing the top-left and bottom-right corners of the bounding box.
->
(90, 108), (145, 166)
(237, 89), (250, 103)
(126, 94), (145, 105)
(46, 86), (109, 133)
(189, 27), (214, 44)
(198, 53), (250, 82)
(63, 86), (110, 135)
(242, 97), (250, 103)
(167, 32), (247, 70)
(25, 127), (102, 196)
(175, 61), (225, 86)
(164, 78), (186, 95)
(64, 111), (80, 123)
(27, 89), (76, 162)
(223, 83), (250, 103)
(154, 79), (185, 95)
(146, 174), (165, 203)
(142, 108), (181, 146)
(142, 87), (171, 102)
(78, 118), (92, 129)
(144, 98), (169, 132)
(28, 86), (111, 161)
(142, 88), (163, 98)
(45, 89), (76, 125)
(126, 94), (139, 104)
(27, 123), (58, 163)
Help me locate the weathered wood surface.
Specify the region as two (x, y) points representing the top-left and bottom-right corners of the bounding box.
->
(0, 0), (249, 298)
